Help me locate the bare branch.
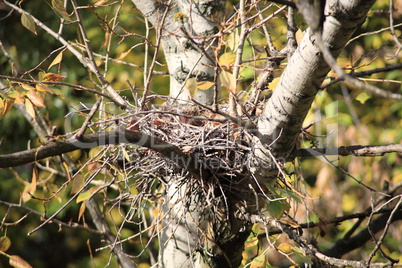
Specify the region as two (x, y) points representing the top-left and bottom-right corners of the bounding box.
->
(0, 128), (200, 177)
(295, 144), (402, 158)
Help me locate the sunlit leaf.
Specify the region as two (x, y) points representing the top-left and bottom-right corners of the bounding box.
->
(117, 47), (134, 60)
(9, 255), (33, 268)
(220, 70), (236, 94)
(21, 13), (37, 35)
(24, 99), (36, 119)
(250, 254), (265, 268)
(77, 187), (97, 203)
(197, 81), (214, 91)
(94, 0), (109, 7)
(21, 166), (38, 203)
(0, 236), (11, 252)
(42, 73), (66, 82)
(24, 86), (45, 108)
(1, 98), (15, 119)
(36, 84), (54, 94)
(244, 236), (258, 248)
(185, 78), (198, 98)
(48, 48), (66, 70)
(77, 190), (91, 203)
(355, 91), (371, 104)
(277, 243), (293, 254)
(78, 202), (86, 221)
(219, 52), (236, 67)
(227, 32), (239, 52)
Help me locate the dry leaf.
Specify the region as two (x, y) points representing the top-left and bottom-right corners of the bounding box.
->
(9, 255), (33, 268)
(220, 70), (236, 94)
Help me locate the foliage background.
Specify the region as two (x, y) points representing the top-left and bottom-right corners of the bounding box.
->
(0, 0), (401, 267)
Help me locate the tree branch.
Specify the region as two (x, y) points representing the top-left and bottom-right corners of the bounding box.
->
(295, 144), (402, 158)
(0, 128), (200, 178)
(324, 208), (402, 259)
(237, 211), (401, 267)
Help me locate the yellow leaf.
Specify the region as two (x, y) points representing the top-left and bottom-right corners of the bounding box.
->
(250, 254), (265, 268)
(36, 84), (54, 94)
(21, 166), (38, 203)
(9, 255), (33, 268)
(219, 52), (236, 67)
(220, 70), (236, 94)
(277, 243), (293, 254)
(94, 0), (109, 7)
(24, 99), (35, 119)
(25, 87), (45, 108)
(197, 81), (214, 91)
(227, 32), (239, 52)
(0, 236), (11, 252)
(48, 48), (66, 70)
(1, 98), (14, 119)
(78, 202), (86, 221)
(117, 47), (133, 60)
(21, 13), (37, 35)
(42, 73), (66, 82)
(121, 147), (131, 162)
(244, 237), (258, 248)
(185, 78), (198, 98)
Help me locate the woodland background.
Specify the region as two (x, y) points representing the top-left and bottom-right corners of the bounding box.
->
(0, 0), (401, 267)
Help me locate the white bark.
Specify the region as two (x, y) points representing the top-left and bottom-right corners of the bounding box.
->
(133, 0), (224, 104)
(131, 0), (378, 267)
(251, 0), (377, 181)
(132, 1), (227, 267)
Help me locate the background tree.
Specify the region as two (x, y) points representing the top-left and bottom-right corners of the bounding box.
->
(0, 0), (402, 267)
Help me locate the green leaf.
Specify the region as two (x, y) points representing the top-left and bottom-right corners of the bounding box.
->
(355, 92), (371, 104)
(76, 190), (91, 203)
(266, 198), (290, 219)
(21, 13), (37, 35)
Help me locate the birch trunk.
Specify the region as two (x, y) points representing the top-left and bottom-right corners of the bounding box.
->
(251, 0), (377, 182)
(132, 1), (237, 267)
(131, 0), (377, 267)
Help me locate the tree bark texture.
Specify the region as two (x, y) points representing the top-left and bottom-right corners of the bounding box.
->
(251, 0), (377, 182)
(132, 0), (224, 105)
(130, 0), (377, 267)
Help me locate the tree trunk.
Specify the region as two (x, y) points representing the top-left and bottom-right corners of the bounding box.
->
(132, 0), (377, 267)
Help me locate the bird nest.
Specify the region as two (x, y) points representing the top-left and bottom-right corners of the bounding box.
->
(118, 103), (255, 197)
